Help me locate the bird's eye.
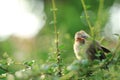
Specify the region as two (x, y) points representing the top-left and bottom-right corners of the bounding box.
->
(82, 35), (87, 38)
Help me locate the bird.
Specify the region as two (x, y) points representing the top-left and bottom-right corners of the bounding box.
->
(73, 30), (111, 61)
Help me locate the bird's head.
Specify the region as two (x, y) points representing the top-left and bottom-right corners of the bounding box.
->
(75, 30), (90, 44)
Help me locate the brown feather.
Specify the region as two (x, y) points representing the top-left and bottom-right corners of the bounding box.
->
(86, 41), (109, 61)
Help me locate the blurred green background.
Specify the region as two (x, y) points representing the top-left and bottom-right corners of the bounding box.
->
(0, 0), (117, 72)
(0, 0), (115, 62)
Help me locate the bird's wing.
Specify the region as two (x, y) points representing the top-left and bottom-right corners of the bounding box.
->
(101, 46), (111, 53)
(86, 41), (106, 60)
(91, 41), (110, 53)
(94, 41), (107, 60)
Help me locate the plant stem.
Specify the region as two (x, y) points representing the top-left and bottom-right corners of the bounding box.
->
(52, 0), (57, 34)
(51, 0), (62, 77)
(81, 0), (93, 36)
(94, 0), (104, 34)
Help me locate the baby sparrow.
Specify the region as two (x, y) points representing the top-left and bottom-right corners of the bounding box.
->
(73, 30), (110, 61)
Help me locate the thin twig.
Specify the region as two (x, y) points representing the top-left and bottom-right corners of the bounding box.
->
(94, 0), (104, 34)
(52, 0), (57, 34)
(81, 0), (93, 36)
(51, 0), (62, 77)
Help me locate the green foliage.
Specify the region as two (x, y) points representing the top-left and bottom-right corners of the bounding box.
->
(0, 0), (120, 80)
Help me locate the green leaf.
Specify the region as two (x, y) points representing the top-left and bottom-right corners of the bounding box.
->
(24, 60), (35, 67)
(95, 53), (101, 57)
(59, 45), (65, 50)
(106, 53), (113, 58)
(93, 60), (100, 65)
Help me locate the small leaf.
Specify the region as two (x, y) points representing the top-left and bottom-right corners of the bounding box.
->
(0, 73), (7, 78)
(80, 16), (84, 19)
(49, 21), (54, 24)
(106, 53), (113, 58)
(67, 65), (79, 71)
(95, 53), (101, 57)
(24, 60), (35, 67)
(59, 45), (65, 50)
(86, 5), (91, 9)
(7, 58), (13, 66)
(3, 52), (9, 59)
(93, 60), (100, 65)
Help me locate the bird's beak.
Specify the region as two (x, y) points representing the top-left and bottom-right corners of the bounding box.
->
(76, 37), (85, 44)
